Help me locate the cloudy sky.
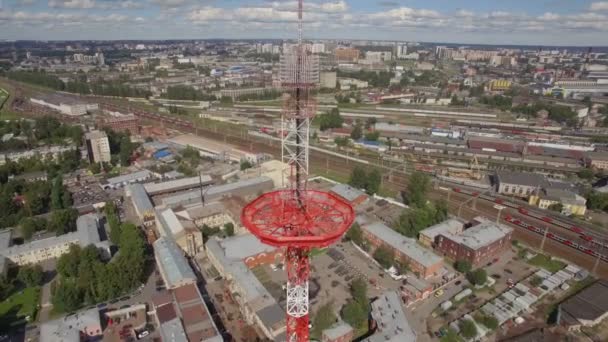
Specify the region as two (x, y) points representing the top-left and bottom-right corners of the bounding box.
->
(1, 0), (608, 45)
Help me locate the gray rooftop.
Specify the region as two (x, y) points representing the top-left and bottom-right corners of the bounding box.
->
(128, 183), (154, 215)
(106, 170), (151, 186)
(159, 317), (188, 342)
(496, 170), (547, 188)
(85, 130), (107, 140)
(40, 308), (101, 342)
(255, 304), (285, 331)
(323, 321), (353, 340)
(220, 234), (276, 260)
(144, 175), (212, 196)
(156, 208), (185, 238)
(363, 291), (416, 342)
(362, 222), (442, 268)
(0, 229), (12, 249)
(441, 220), (512, 250)
(205, 237), (276, 309)
(330, 183), (367, 203)
(153, 237), (197, 289)
(420, 219), (464, 241)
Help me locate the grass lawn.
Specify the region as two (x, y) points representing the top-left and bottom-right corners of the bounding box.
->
(310, 248), (327, 257)
(0, 287), (41, 331)
(528, 254), (566, 273)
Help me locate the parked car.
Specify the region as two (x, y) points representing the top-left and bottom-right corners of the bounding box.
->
(434, 289), (444, 298)
(137, 331), (149, 339)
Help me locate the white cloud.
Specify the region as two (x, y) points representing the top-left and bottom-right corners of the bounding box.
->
(590, 2), (608, 11)
(48, 0), (96, 9)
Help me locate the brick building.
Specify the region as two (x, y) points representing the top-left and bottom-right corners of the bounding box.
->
(100, 114), (139, 135)
(361, 222), (443, 279)
(335, 47), (360, 62)
(330, 183), (368, 208)
(435, 217), (513, 266)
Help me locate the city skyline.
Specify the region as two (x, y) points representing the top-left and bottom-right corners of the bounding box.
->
(0, 0), (607, 46)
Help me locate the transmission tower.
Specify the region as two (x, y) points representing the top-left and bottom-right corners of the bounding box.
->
(241, 1), (355, 341)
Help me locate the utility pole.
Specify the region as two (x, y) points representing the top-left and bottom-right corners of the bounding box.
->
(540, 226), (549, 252)
(593, 243), (604, 276)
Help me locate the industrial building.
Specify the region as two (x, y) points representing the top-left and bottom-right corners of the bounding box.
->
(40, 308), (102, 342)
(418, 219), (464, 248)
(495, 170), (547, 197)
(0, 146), (76, 166)
(154, 237), (197, 289)
(102, 170), (152, 190)
(363, 291), (416, 342)
(100, 114), (139, 135)
(125, 183), (154, 227)
(529, 188), (587, 216)
(321, 321), (353, 342)
(31, 94), (98, 116)
(586, 151), (608, 170)
(0, 214), (111, 266)
(361, 221), (444, 279)
(559, 279), (608, 331)
(144, 175), (213, 196)
(155, 208), (203, 257)
(161, 176), (274, 208)
(169, 134), (263, 163)
(205, 235), (286, 340)
(435, 217), (513, 266)
(329, 184), (368, 208)
(85, 130), (111, 164)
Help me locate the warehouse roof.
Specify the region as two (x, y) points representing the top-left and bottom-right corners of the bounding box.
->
(496, 170), (547, 188)
(159, 317), (188, 342)
(156, 208), (185, 237)
(363, 291), (416, 342)
(441, 220), (512, 251)
(221, 234), (276, 260)
(362, 222), (442, 268)
(106, 170), (151, 186)
(153, 237), (196, 289)
(560, 280), (608, 325)
(144, 175), (212, 196)
(128, 183), (153, 215)
(40, 308), (100, 342)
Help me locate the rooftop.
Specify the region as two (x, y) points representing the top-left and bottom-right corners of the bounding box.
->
(144, 175), (212, 196)
(127, 183), (153, 214)
(156, 208), (185, 237)
(40, 308), (101, 342)
(105, 170), (151, 186)
(441, 219), (512, 250)
(85, 130), (107, 140)
(420, 218), (464, 241)
(363, 291), (416, 342)
(322, 321), (353, 340)
(496, 170), (547, 188)
(560, 280), (608, 324)
(220, 233), (276, 260)
(362, 222), (442, 268)
(153, 237), (196, 289)
(159, 317), (188, 342)
(330, 183), (367, 203)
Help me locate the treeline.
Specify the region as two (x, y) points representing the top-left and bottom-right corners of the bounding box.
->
(6, 70), (151, 98)
(315, 108), (344, 131)
(512, 102), (578, 125)
(236, 89), (282, 101)
(479, 95), (513, 111)
(52, 223), (146, 312)
(337, 69), (393, 88)
(349, 166), (382, 196)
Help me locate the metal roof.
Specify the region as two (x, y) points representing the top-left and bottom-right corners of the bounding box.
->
(441, 220), (512, 251)
(160, 317), (188, 342)
(419, 219), (464, 241)
(363, 291), (416, 342)
(362, 222), (442, 268)
(220, 233), (276, 260)
(156, 208), (185, 237)
(144, 175), (212, 196)
(127, 183), (153, 215)
(496, 170), (547, 188)
(255, 304), (285, 331)
(153, 237), (196, 289)
(106, 170), (151, 186)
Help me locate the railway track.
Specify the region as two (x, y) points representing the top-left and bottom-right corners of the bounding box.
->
(95, 99), (608, 272)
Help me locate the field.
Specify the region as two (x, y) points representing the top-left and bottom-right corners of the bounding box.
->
(528, 254), (566, 273)
(0, 287), (41, 332)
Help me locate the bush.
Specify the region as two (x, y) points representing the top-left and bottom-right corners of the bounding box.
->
(467, 269), (487, 286)
(459, 319), (477, 339)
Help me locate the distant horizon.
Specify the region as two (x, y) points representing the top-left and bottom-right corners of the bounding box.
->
(3, 38), (608, 51)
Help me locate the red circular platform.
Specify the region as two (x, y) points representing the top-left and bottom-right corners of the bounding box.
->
(241, 190), (355, 248)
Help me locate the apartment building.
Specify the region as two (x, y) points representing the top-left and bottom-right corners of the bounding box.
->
(85, 130), (111, 164)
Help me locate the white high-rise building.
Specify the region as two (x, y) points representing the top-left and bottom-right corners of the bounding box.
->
(311, 43), (325, 54)
(95, 52), (105, 66)
(397, 45), (408, 59)
(262, 43), (273, 54)
(85, 130), (111, 164)
(279, 48), (320, 86)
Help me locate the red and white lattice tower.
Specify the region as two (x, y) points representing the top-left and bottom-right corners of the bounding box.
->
(241, 1), (355, 341)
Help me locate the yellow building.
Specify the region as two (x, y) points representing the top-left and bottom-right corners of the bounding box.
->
(489, 79), (512, 91)
(529, 188), (587, 217)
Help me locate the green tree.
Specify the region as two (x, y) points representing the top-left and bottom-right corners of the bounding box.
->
(57, 245), (82, 278)
(334, 136), (350, 148)
(440, 328), (463, 342)
(366, 169), (382, 195)
(341, 300), (367, 329)
(350, 124), (363, 140)
(311, 302), (337, 339)
(49, 209), (78, 235)
(17, 265), (44, 287)
(479, 315), (498, 330)
(459, 319), (478, 339)
(224, 222), (235, 237)
(240, 160), (253, 171)
(364, 131), (380, 141)
(105, 201), (122, 244)
(0, 276), (14, 301)
(20, 217), (46, 241)
(351, 278), (368, 306)
(578, 168), (594, 181)
(316, 108), (344, 131)
(404, 171), (431, 207)
(52, 280), (83, 313)
(349, 166), (367, 190)
(344, 222), (363, 246)
(467, 269), (487, 286)
(373, 245), (394, 269)
(454, 260), (472, 273)
(548, 203), (564, 213)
